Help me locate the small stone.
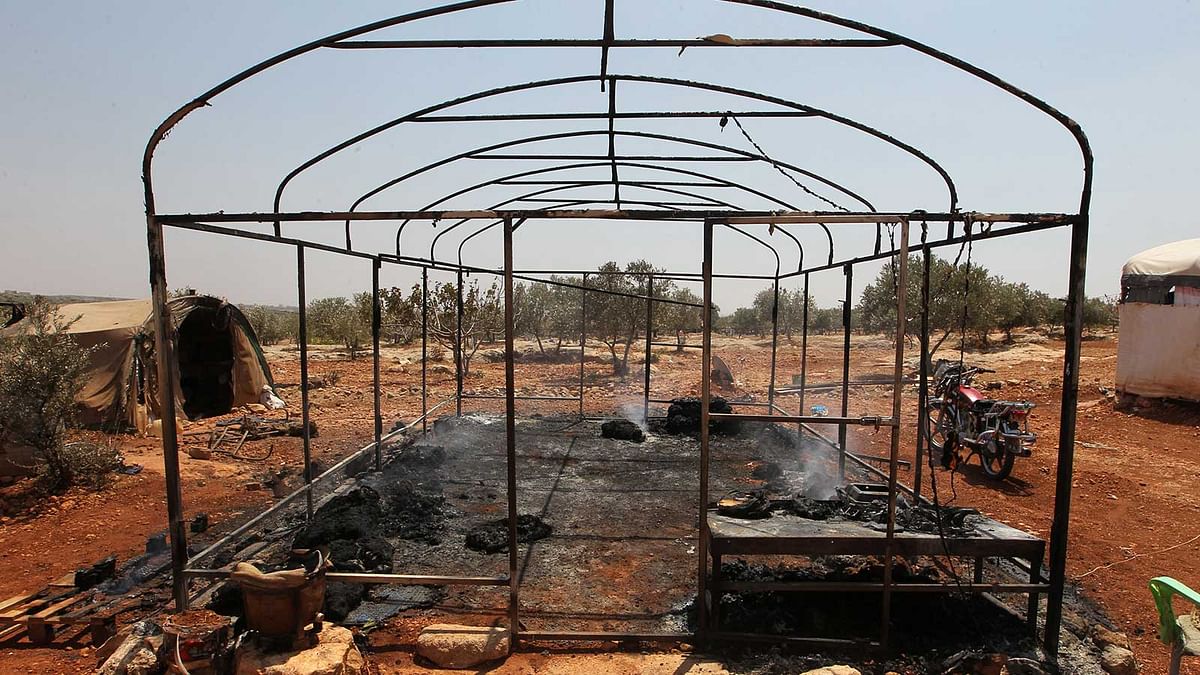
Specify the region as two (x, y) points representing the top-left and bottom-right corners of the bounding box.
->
(416, 623), (509, 669)
(234, 624), (366, 675)
(1092, 625), (1132, 651)
(1099, 644), (1137, 675)
(188, 448), (213, 460)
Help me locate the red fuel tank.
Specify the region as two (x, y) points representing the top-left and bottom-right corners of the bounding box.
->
(957, 385), (986, 403)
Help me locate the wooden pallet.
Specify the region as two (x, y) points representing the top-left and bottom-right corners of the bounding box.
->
(0, 573), (119, 646)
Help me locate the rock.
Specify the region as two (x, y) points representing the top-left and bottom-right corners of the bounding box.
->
(799, 667), (860, 675)
(601, 419), (645, 442)
(430, 364), (454, 375)
(188, 447), (213, 460)
(1092, 625), (1132, 651)
(1134, 396), (1156, 409)
(75, 555), (118, 590)
(191, 513), (209, 533)
(465, 514), (552, 553)
(235, 624), (366, 675)
(416, 623), (509, 669)
(1099, 645), (1137, 675)
(1004, 658), (1049, 675)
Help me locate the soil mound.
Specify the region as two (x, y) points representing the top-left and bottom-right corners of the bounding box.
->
(601, 419), (645, 442)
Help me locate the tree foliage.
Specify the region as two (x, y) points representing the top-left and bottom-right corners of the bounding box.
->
(0, 299), (119, 491)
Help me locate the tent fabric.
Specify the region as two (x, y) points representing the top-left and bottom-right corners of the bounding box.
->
(1121, 238), (1200, 278)
(1116, 304), (1200, 401)
(0, 295), (274, 428)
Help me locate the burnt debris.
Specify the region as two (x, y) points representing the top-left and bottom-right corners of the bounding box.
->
(601, 419), (645, 442)
(657, 396), (740, 435)
(465, 514), (552, 553)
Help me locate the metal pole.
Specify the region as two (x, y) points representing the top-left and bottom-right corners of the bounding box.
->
(372, 258), (383, 470)
(146, 215), (188, 611)
(697, 220), (714, 636)
(798, 273), (810, 446)
(1045, 216), (1090, 656)
(421, 268), (429, 434)
(297, 245), (313, 519)
(501, 217), (520, 640)
(643, 274), (654, 421)
(880, 219), (910, 647)
(768, 275), (780, 410)
(455, 269), (464, 416)
(838, 264), (853, 480)
(579, 273), (587, 418)
(914, 230), (931, 500)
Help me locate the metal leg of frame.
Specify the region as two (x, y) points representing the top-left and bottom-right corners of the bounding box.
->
(372, 258), (382, 470)
(421, 268), (428, 434)
(297, 245), (313, 519)
(1028, 555), (1043, 636)
(914, 235), (931, 500)
(644, 274), (653, 421)
(146, 215), (188, 611)
(798, 272), (809, 447)
(502, 217), (520, 641)
(456, 269), (464, 416)
(767, 275), (780, 410)
(838, 264), (853, 480)
(1044, 216), (1089, 656)
(579, 273), (587, 418)
(698, 220), (714, 638)
(880, 219), (909, 648)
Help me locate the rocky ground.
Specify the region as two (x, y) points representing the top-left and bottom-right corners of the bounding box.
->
(0, 332), (1196, 673)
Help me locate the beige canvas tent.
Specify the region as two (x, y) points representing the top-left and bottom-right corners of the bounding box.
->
(1117, 239), (1200, 401)
(0, 295), (274, 429)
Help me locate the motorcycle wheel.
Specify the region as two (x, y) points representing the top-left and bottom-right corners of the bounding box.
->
(980, 447), (1015, 480)
(925, 406), (953, 467)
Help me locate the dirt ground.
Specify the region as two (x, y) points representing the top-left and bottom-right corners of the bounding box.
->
(0, 332), (1196, 673)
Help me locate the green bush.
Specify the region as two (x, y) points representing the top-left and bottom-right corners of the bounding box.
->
(0, 299), (115, 491)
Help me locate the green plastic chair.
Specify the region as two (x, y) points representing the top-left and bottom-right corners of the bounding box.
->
(1150, 577), (1200, 675)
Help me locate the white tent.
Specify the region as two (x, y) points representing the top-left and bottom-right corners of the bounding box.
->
(1116, 239), (1200, 400)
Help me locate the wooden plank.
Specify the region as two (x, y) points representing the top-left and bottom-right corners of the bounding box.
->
(48, 573), (77, 588)
(32, 595), (87, 620)
(0, 594), (34, 614)
(0, 624), (25, 642)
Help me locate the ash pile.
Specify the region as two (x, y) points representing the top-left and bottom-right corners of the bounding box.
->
(718, 482), (983, 537)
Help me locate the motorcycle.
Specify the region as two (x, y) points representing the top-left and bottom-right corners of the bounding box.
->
(926, 359), (1036, 480)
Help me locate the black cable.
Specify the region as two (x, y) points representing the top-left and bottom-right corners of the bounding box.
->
(723, 113), (851, 212)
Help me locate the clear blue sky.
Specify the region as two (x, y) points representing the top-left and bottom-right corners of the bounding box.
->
(2, 1), (1197, 311)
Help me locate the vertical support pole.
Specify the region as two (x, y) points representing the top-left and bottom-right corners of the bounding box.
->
(372, 258), (382, 471)
(643, 274), (653, 421)
(146, 215), (188, 612)
(767, 275), (780, 410)
(838, 264), (853, 480)
(1045, 215), (1090, 656)
(579, 273), (587, 418)
(297, 245), (313, 520)
(697, 220), (714, 636)
(455, 269), (464, 416)
(914, 230), (931, 500)
(501, 217), (520, 640)
(421, 268), (429, 434)
(880, 219), (910, 648)
(797, 273), (810, 445)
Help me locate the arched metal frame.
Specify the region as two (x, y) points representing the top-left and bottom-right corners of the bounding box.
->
(142, 0), (1092, 659)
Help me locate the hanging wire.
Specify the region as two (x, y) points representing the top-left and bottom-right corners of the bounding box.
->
(723, 113), (851, 213)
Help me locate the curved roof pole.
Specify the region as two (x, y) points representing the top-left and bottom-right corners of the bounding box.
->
(431, 180), (761, 263)
(345, 124), (880, 258)
(274, 74), (954, 235)
(450, 198), (783, 281)
(386, 156), (834, 265)
(412, 172), (806, 270)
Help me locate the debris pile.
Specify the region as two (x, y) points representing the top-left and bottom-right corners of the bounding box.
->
(465, 514), (552, 553)
(601, 419), (645, 442)
(656, 396), (740, 435)
(718, 486), (983, 536)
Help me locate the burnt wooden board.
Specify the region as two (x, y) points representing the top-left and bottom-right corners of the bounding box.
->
(707, 512), (1044, 560)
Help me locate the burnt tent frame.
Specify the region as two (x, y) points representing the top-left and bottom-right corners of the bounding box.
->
(142, 0), (1092, 658)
